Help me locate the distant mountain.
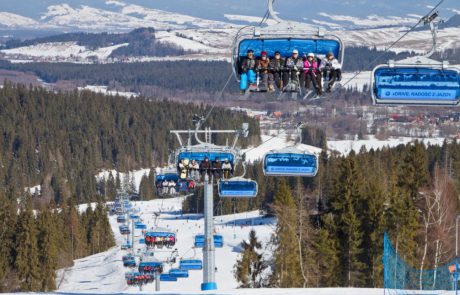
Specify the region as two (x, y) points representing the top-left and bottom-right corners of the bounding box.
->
(0, 0), (458, 32)
(442, 13), (460, 28)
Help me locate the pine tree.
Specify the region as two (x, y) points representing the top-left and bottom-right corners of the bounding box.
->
(37, 207), (58, 291)
(314, 213), (340, 287)
(234, 229), (267, 288)
(269, 180), (303, 287)
(0, 195), (17, 291)
(331, 156), (366, 287)
(15, 199), (40, 291)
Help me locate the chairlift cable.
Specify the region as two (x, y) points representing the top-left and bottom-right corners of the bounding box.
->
(341, 0), (445, 88)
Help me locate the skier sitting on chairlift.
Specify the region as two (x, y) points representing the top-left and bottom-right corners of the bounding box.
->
(269, 51), (285, 90)
(283, 49), (305, 92)
(240, 49), (257, 94)
(304, 52), (322, 96)
(320, 52), (342, 92)
(256, 51), (274, 92)
(222, 158), (232, 179)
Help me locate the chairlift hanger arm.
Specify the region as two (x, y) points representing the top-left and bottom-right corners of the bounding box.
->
(268, 0), (282, 23)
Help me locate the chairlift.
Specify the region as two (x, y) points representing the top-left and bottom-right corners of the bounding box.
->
(119, 225), (131, 235)
(160, 274), (178, 282)
(370, 10), (460, 106)
(144, 228), (176, 248)
(169, 268), (189, 278)
(138, 260), (163, 274)
(180, 259), (203, 270)
(371, 57), (460, 106)
(129, 213), (140, 220)
(262, 123), (319, 177)
(194, 234), (223, 248)
(117, 215), (127, 223)
(231, 0), (344, 93)
(135, 222), (147, 230)
(218, 178), (258, 198)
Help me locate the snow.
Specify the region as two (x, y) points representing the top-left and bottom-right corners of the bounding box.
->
(328, 135), (447, 156)
(244, 131), (447, 159)
(78, 85), (139, 98)
(25, 184), (41, 195)
(52, 193), (451, 294)
(155, 31), (222, 53)
(319, 12), (419, 28)
(340, 71), (371, 91)
(0, 12), (39, 28)
(224, 14), (277, 26)
(56, 196), (276, 293)
(1, 42), (129, 61)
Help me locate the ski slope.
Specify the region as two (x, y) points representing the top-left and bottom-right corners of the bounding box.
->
(53, 196), (441, 294)
(57, 197), (276, 293)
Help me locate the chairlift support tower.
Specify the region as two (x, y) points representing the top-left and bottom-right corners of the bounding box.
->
(170, 117), (250, 291)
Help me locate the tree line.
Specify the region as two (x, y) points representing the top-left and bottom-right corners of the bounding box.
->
(0, 82), (259, 206)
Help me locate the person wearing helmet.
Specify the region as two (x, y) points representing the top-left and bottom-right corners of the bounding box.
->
(256, 51), (275, 92)
(269, 50), (285, 90)
(320, 51), (342, 92)
(240, 49), (257, 94)
(222, 158), (232, 179)
(283, 49), (305, 92)
(304, 52), (322, 96)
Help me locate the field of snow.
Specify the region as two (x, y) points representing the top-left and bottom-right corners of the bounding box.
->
(244, 131), (447, 159)
(78, 85), (139, 98)
(341, 71), (371, 91)
(0, 12), (39, 28)
(1, 42), (128, 61)
(328, 135), (446, 156)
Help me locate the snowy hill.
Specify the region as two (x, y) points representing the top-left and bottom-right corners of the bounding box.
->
(2, 41), (128, 62)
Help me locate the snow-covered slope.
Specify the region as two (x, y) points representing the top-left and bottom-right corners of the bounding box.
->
(1, 41), (128, 61)
(245, 131), (447, 159)
(54, 194), (442, 294)
(0, 11), (40, 28)
(57, 197), (276, 293)
(328, 136), (446, 156)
